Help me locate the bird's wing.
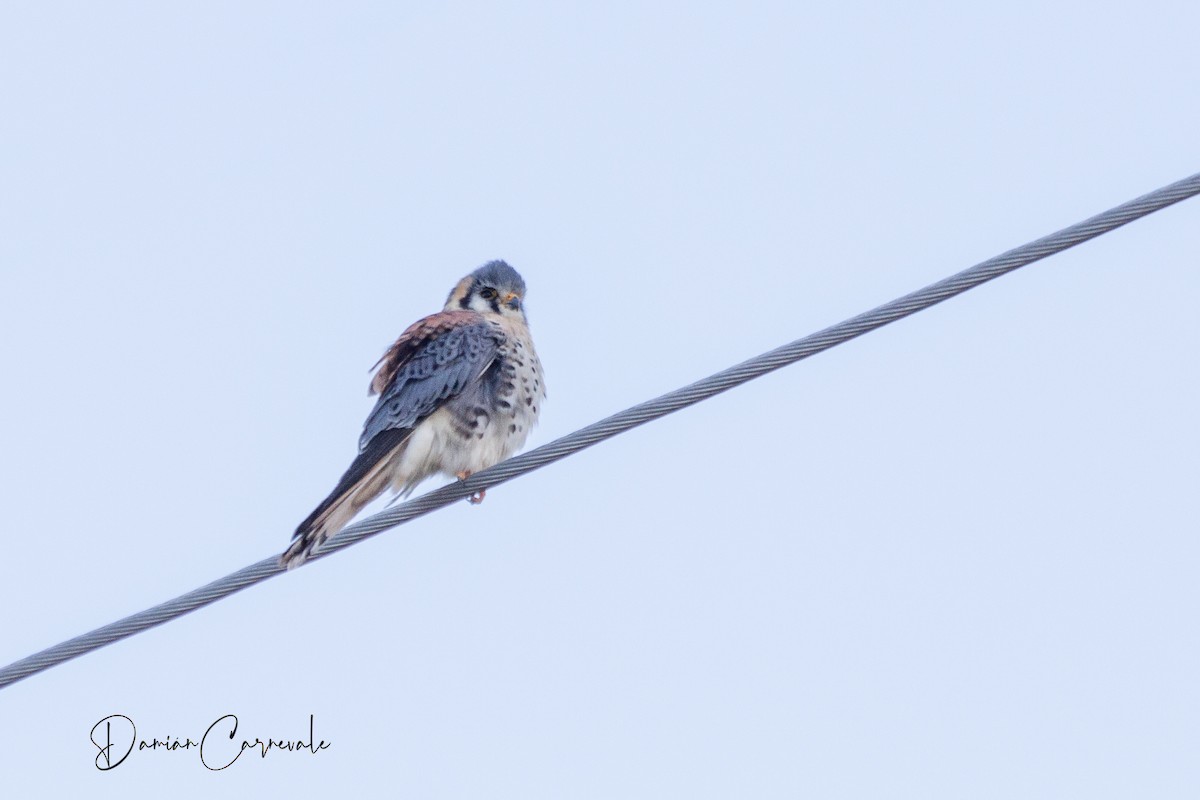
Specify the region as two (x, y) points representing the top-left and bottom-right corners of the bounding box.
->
(368, 309), (490, 395)
(359, 310), (503, 450)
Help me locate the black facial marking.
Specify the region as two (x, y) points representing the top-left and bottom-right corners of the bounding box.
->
(458, 279), (477, 310)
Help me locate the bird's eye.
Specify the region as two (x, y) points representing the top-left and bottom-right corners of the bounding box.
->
(479, 287), (497, 300)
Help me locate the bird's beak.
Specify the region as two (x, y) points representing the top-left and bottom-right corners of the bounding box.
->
(505, 293), (522, 310)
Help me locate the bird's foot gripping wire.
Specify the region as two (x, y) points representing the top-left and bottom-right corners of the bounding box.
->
(456, 471), (487, 504)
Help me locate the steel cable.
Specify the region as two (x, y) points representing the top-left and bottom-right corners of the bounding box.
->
(2, 171), (1198, 690)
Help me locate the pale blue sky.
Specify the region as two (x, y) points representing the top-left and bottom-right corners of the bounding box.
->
(1, 2), (1198, 796)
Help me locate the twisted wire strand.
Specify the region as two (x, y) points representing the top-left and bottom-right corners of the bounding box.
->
(2, 172), (1198, 690)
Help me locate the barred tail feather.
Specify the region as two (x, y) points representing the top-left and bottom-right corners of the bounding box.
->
(280, 474), (381, 568)
(281, 429), (411, 569)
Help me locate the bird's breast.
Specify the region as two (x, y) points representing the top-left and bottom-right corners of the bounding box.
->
(441, 320), (545, 473)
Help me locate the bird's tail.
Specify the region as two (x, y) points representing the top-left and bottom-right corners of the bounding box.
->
(281, 436), (408, 569)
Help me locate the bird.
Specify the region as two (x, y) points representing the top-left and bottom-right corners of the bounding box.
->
(281, 260), (546, 568)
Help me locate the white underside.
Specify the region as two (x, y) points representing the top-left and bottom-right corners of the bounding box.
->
(385, 405), (535, 497)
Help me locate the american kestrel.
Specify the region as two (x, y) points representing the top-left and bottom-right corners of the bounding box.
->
(281, 260), (545, 568)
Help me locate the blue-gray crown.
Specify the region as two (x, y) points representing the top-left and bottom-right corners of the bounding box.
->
(471, 260), (526, 295)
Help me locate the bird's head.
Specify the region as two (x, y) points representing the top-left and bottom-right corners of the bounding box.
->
(445, 260), (529, 320)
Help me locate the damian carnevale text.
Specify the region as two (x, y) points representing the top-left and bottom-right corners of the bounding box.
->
(90, 714), (330, 771)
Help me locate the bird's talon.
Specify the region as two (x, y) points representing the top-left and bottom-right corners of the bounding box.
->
(456, 471), (485, 504)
